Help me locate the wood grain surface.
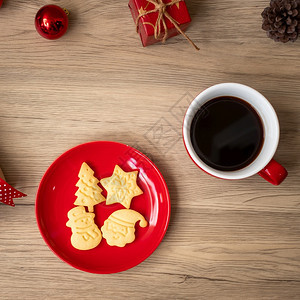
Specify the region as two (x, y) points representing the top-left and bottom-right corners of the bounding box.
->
(0, 0), (300, 299)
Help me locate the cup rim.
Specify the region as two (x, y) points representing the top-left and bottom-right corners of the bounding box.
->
(182, 83), (280, 180)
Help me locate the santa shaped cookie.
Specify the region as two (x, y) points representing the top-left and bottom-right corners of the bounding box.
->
(101, 209), (147, 247)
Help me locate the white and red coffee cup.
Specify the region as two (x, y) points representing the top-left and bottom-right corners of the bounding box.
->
(183, 83), (288, 185)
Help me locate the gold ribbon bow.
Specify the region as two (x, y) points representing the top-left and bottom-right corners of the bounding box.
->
(136, 0), (199, 50)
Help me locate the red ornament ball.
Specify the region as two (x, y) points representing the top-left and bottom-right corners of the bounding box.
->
(35, 5), (69, 40)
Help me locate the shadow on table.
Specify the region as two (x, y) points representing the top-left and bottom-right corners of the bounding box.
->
(185, 0), (206, 19)
(275, 110), (299, 172)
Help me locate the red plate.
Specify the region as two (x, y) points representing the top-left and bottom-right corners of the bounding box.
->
(36, 141), (170, 273)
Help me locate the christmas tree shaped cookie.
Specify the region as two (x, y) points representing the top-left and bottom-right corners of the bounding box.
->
(66, 206), (102, 250)
(100, 165), (143, 209)
(101, 209), (147, 247)
(74, 162), (105, 212)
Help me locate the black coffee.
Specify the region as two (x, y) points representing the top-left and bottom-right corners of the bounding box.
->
(190, 96), (264, 171)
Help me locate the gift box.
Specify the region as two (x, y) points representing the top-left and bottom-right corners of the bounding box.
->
(129, 0), (198, 49)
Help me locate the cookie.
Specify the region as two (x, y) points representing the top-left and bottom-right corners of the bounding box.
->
(100, 165), (143, 209)
(66, 206), (102, 250)
(74, 162), (106, 212)
(101, 209), (147, 247)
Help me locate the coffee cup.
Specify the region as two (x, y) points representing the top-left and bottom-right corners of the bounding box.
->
(183, 83), (288, 185)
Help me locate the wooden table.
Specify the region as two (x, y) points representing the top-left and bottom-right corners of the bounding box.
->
(0, 0), (299, 299)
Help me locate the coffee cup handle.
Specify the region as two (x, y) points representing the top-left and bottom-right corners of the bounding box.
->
(258, 159), (288, 185)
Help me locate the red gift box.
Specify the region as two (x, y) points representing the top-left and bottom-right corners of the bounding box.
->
(128, 0), (198, 49)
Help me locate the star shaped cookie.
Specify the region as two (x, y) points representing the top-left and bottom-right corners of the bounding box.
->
(100, 165), (143, 209)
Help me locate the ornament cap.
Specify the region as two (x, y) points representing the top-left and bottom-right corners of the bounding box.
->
(63, 8), (70, 16)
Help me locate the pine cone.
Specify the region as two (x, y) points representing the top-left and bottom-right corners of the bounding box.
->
(261, 0), (300, 43)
